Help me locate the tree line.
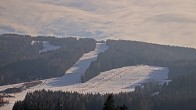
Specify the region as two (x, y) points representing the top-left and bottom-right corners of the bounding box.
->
(13, 74), (196, 110)
(11, 39), (196, 110)
(82, 39), (196, 82)
(0, 34), (96, 85)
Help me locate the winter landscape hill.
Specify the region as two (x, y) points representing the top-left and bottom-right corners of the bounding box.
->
(1, 0), (196, 110)
(0, 34), (196, 110)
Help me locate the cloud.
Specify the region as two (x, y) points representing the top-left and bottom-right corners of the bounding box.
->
(0, 0), (196, 48)
(0, 25), (16, 32)
(151, 14), (196, 23)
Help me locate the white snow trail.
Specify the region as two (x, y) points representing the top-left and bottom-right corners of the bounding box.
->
(0, 43), (169, 110)
(55, 65), (169, 94)
(39, 43), (109, 87)
(0, 43), (108, 110)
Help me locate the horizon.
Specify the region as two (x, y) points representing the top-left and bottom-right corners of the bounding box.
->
(0, 0), (196, 48)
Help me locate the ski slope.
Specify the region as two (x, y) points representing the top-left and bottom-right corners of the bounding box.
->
(54, 65), (169, 94)
(0, 43), (108, 110)
(0, 65), (169, 110)
(37, 43), (109, 87)
(0, 43), (169, 110)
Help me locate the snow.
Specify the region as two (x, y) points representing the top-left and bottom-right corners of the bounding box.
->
(38, 43), (109, 87)
(39, 41), (61, 53)
(0, 43), (169, 110)
(151, 92), (160, 96)
(55, 65), (169, 94)
(31, 40), (61, 53)
(31, 40), (37, 45)
(0, 43), (108, 110)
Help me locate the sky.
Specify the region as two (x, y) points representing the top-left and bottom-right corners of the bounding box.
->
(0, 0), (196, 48)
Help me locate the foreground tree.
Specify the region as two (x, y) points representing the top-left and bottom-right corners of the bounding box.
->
(116, 104), (128, 110)
(103, 94), (116, 110)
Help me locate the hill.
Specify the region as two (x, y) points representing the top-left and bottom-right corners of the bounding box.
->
(83, 39), (196, 82)
(0, 34), (96, 85)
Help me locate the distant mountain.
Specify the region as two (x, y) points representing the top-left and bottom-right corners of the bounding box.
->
(0, 34), (96, 85)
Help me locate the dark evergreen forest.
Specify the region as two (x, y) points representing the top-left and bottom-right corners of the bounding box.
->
(13, 74), (196, 110)
(82, 39), (196, 82)
(1, 36), (196, 110)
(0, 34), (96, 85)
(12, 40), (196, 110)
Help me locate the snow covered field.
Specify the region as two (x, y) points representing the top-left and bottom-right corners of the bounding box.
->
(39, 41), (61, 53)
(55, 65), (169, 94)
(0, 43), (169, 110)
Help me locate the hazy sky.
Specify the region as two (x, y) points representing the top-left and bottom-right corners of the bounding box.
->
(0, 0), (196, 48)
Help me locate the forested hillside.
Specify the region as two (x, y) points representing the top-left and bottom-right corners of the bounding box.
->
(0, 34), (39, 66)
(13, 74), (196, 110)
(9, 38), (196, 110)
(82, 40), (196, 82)
(0, 34), (96, 85)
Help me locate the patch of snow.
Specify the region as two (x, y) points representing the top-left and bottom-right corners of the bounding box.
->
(151, 92), (160, 96)
(31, 40), (35, 45)
(159, 79), (172, 85)
(39, 41), (61, 53)
(0, 83), (24, 92)
(31, 40), (40, 45)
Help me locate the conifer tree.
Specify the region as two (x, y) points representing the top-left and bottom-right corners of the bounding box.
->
(103, 94), (116, 110)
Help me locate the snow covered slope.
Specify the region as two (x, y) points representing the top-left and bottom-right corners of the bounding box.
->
(55, 65), (169, 94)
(39, 41), (61, 53)
(0, 43), (108, 110)
(39, 43), (109, 87)
(0, 65), (168, 110)
(0, 43), (169, 110)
